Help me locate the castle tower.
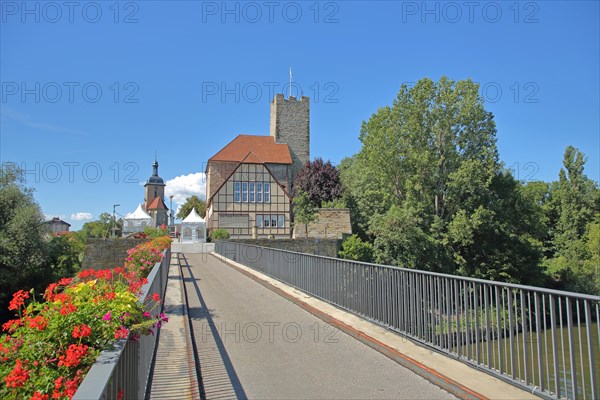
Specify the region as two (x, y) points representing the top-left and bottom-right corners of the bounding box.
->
(143, 159), (166, 214)
(270, 94), (310, 180)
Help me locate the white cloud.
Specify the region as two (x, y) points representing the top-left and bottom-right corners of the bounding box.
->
(165, 172), (206, 213)
(71, 212), (93, 221)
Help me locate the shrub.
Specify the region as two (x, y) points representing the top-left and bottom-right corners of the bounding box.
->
(0, 236), (171, 399)
(339, 234), (374, 263)
(210, 229), (230, 240)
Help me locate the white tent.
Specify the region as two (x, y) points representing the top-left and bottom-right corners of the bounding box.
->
(181, 208), (206, 243)
(123, 204), (152, 234)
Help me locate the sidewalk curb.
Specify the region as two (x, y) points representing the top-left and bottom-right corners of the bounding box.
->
(213, 253), (488, 400)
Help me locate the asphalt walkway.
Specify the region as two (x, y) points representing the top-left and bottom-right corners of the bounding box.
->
(180, 253), (456, 400)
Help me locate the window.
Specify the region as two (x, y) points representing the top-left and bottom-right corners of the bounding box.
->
(234, 182), (241, 202)
(256, 182), (262, 203)
(263, 214), (270, 227)
(249, 182), (255, 202)
(256, 215), (263, 228)
(271, 215), (277, 227)
(278, 215), (285, 228)
(264, 182), (270, 203)
(242, 182), (248, 202)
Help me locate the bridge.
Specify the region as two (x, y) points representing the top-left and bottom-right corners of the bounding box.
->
(74, 242), (599, 400)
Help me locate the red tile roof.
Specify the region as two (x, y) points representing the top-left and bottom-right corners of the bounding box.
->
(147, 197), (168, 210)
(209, 135), (292, 164)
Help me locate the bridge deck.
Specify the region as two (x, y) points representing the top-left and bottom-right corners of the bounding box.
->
(176, 252), (456, 400)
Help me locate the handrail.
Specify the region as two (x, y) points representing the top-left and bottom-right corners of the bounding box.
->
(215, 241), (599, 400)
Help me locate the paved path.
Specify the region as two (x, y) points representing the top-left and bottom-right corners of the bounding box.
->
(149, 254), (201, 400)
(180, 253), (456, 400)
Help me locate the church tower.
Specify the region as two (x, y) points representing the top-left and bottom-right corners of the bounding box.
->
(143, 159), (168, 227)
(270, 94), (310, 180)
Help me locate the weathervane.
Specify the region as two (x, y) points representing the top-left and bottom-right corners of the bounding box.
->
(289, 66), (292, 97)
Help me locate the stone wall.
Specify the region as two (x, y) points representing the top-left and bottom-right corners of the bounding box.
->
(82, 238), (147, 270)
(293, 208), (352, 240)
(229, 238), (340, 258)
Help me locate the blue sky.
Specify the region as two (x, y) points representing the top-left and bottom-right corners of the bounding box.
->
(1, 0), (598, 230)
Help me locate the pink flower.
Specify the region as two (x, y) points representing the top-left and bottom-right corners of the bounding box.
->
(103, 312), (112, 321)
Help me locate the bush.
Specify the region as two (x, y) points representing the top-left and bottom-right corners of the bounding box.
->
(0, 236), (171, 399)
(339, 234), (374, 263)
(210, 229), (230, 240)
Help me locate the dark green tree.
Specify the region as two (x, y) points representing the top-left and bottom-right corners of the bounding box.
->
(176, 196), (206, 219)
(342, 77), (543, 283)
(0, 165), (48, 317)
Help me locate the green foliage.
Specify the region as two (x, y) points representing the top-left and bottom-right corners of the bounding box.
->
(292, 191), (318, 237)
(45, 233), (85, 282)
(143, 225), (169, 238)
(341, 77), (545, 284)
(542, 147), (599, 294)
(0, 165), (50, 322)
(339, 235), (374, 263)
(79, 213), (121, 238)
(176, 196), (206, 220)
(210, 229), (230, 240)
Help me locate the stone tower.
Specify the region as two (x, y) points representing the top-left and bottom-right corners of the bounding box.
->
(143, 159), (165, 212)
(270, 94), (310, 179)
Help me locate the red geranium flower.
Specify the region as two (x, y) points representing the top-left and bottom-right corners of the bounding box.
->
(8, 290), (29, 311)
(58, 344), (88, 368)
(114, 326), (129, 340)
(72, 324), (92, 338)
(152, 293), (161, 302)
(5, 359), (29, 388)
(59, 303), (77, 316)
(31, 391), (49, 400)
(2, 318), (23, 332)
(26, 315), (48, 331)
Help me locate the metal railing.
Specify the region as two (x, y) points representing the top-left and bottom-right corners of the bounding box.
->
(73, 247), (171, 400)
(215, 241), (600, 400)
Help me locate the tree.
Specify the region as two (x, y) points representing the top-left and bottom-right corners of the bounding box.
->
(293, 157), (343, 207)
(292, 191), (318, 238)
(342, 77), (543, 283)
(544, 147), (599, 294)
(176, 196), (206, 220)
(339, 234), (374, 263)
(80, 213), (119, 238)
(0, 166), (48, 315)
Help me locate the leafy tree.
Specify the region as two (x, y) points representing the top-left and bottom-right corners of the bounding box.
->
(339, 234), (374, 263)
(79, 212), (121, 238)
(293, 157), (343, 207)
(0, 165), (48, 318)
(544, 147), (599, 294)
(176, 196), (206, 219)
(292, 191), (318, 237)
(342, 77), (543, 283)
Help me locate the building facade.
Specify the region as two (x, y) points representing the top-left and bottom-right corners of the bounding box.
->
(206, 95), (310, 239)
(45, 217), (71, 233)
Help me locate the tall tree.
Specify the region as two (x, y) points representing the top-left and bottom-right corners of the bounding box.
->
(293, 157), (343, 207)
(176, 196), (206, 219)
(0, 165), (48, 309)
(544, 147), (599, 294)
(343, 77), (543, 283)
